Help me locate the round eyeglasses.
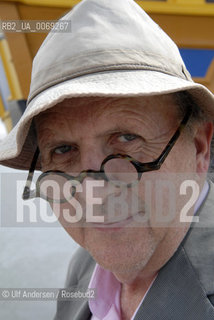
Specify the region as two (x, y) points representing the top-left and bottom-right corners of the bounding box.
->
(22, 107), (192, 203)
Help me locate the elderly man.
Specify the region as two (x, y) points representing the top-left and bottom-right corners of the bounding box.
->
(0, 0), (214, 319)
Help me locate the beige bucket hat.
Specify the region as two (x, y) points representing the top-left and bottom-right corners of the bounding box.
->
(0, 0), (213, 170)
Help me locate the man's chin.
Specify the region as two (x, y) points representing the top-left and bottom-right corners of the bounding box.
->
(85, 236), (157, 277)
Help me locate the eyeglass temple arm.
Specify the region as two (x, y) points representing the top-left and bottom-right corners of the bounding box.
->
(136, 107), (192, 175)
(155, 107), (192, 166)
(22, 147), (40, 200)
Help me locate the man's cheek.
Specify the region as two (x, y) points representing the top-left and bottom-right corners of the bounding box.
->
(137, 175), (180, 228)
(51, 201), (83, 228)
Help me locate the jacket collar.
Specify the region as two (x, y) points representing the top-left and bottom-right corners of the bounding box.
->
(182, 180), (214, 296)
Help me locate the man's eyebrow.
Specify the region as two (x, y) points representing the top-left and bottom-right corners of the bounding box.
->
(41, 129), (132, 147)
(96, 127), (131, 137)
(39, 125), (146, 150)
(95, 124), (144, 137)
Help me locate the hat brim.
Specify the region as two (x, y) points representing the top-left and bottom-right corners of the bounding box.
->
(0, 70), (214, 170)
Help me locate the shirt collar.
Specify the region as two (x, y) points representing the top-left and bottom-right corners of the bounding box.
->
(194, 180), (209, 214)
(88, 264), (121, 319)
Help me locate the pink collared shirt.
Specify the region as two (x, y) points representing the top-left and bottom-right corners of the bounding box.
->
(88, 181), (209, 320)
(89, 264), (121, 319)
(88, 264), (156, 320)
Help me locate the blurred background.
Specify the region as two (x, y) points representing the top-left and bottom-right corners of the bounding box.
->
(0, 0), (214, 319)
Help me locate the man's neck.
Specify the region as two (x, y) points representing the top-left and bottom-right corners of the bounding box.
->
(120, 272), (157, 320)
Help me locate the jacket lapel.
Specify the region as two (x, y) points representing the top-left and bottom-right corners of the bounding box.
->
(134, 245), (214, 320)
(73, 299), (91, 320)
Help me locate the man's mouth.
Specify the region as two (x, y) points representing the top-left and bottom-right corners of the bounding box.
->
(85, 211), (145, 230)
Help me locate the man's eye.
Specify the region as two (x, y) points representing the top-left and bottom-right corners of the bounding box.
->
(54, 145), (72, 154)
(118, 134), (139, 142)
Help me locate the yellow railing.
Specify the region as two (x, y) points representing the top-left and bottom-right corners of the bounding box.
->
(0, 36), (20, 132)
(0, 94), (5, 118)
(1, 0), (214, 16)
(0, 37), (23, 101)
(0, 95), (12, 132)
(137, 0), (214, 16)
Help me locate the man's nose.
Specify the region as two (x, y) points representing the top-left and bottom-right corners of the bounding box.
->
(78, 146), (106, 172)
(73, 147), (107, 205)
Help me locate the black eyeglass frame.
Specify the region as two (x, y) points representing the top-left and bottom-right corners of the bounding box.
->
(22, 106), (192, 202)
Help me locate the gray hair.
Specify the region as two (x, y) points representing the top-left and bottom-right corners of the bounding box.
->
(174, 90), (214, 177)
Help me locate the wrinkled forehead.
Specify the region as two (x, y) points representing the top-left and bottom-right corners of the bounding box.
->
(35, 94), (179, 126)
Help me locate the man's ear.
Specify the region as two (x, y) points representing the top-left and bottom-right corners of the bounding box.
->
(194, 122), (213, 174)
